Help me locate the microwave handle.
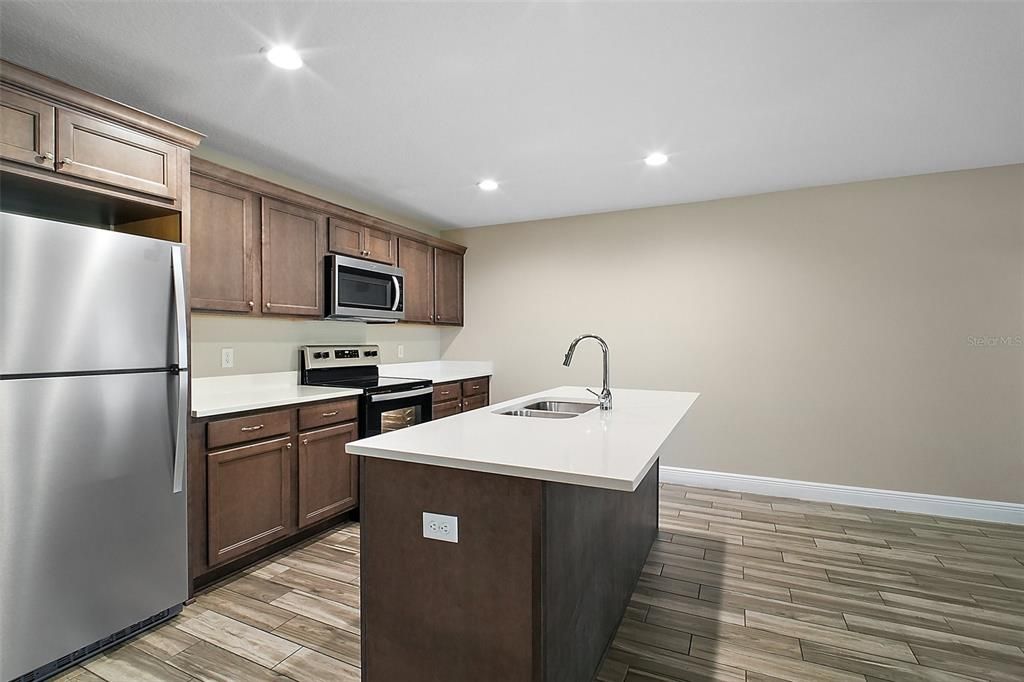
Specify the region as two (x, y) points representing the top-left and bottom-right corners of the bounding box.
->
(391, 275), (402, 311)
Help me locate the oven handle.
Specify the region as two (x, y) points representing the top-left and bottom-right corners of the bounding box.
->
(370, 386), (433, 402)
(391, 275), (402, 312)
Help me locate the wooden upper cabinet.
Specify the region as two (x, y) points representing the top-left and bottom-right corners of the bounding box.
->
(362, 226), (395, 265)
(398, 237), (434, 323)
(328, 216), (395, 265)
(190, 175), (257, 313)
(207, 437), (293, 566)
(261, 197), (325, 317)
(434, 247), (464, 325)
(0, 86), (55, 169)
(297, 422), (359, 528)
(55, 109), (179, 199)
(328, 216), (363, 259)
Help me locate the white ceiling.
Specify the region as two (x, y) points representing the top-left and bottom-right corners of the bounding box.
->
(2, 1), (1022, 229)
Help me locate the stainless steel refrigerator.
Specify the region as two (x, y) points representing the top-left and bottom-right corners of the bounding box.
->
(0, 212), (189, 681)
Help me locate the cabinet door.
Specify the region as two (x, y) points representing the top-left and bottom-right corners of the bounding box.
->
(298, 422), (359, 528)
(207, 437), (293, 566)
(462, 394), (488, 412)
(190, 175), (257, 313)
(433, 398), (462, 420)
(398, 238), (434, 323)
(55, 109), (179, 199)
(328, 216), (364, 258)
(262, 198), (325, 316)
(434, 248), (464, 325)
(363, 227), (395, 265)
(0, 87), (55, 169)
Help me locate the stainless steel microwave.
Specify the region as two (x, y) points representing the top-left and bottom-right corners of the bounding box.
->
(325, 254), (405, 322)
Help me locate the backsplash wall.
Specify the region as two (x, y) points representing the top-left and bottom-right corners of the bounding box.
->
(191, 315), (442, 377)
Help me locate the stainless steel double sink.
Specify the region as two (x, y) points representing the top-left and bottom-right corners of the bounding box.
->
(497, 399), (598, 420)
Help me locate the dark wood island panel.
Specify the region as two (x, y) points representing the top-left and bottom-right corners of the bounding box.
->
(360, 457), (659, 682)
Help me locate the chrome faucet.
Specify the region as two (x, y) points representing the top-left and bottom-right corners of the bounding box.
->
(563, 334), (612, 410)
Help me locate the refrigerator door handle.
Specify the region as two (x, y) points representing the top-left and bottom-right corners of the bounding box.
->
(171, 246), (188, 494)
(171, 247), (188, 370)
(173, 370), (187, 494)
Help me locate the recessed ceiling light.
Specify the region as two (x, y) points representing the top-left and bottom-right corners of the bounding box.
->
(477, 179), (499, 191)
(644, 152), (669, 167)
(264, 45), (303, 70)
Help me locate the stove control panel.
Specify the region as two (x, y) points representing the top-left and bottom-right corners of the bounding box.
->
(301, 344), (381, 369)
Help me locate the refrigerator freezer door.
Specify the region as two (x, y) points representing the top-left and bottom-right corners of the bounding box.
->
(0, 213), (182, 376)
(0, 372), (188, 680)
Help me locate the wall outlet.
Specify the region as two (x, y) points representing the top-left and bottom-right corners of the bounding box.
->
(221, 347), (234, 369)
(422, 512), (458, 543)
(397, 344), (405, 359)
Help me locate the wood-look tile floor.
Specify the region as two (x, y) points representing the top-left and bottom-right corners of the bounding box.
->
(54, 483), (1024, 682)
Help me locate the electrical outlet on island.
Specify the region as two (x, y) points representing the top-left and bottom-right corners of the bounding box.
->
(422, 512), (458, 543)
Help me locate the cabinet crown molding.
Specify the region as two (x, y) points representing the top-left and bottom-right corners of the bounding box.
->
(191, 156), (467, 255)
(1, 59), (204, 149)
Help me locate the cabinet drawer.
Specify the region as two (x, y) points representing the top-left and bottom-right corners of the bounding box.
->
(432, 381), (462, 404)
(462, 394), (488, 412)
(207, 409), (291, 449)
(461, 377), (489, 398)
(298, 398), (358, 431)
(433, 398), (462, 420)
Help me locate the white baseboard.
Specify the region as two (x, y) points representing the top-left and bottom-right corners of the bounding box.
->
(659, 466), (1024, 525)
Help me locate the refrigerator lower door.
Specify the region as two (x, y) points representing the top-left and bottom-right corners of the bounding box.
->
(0, 212), (179, 376)
(0, 372), (188, 681)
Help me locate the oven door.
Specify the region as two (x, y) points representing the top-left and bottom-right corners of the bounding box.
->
(361, 385), (433, 438)
(327, 254), (405, 321)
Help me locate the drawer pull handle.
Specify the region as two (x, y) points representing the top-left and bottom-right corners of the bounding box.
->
(321, 410), (339, 417)
(240, 424), (264, 432)
(471, 385), (480, 390)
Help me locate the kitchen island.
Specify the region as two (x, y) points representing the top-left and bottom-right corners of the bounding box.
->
(347, 386), (699, 682)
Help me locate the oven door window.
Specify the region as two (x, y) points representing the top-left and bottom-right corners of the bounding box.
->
(338, 270), (392, 309)
(380, 405), (423, 433)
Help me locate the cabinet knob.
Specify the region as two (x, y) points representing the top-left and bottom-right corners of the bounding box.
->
(248, 300), (254, 309)
(302, 438), (308, 445)
(38, 152), (54, 162)
(286, 442), (293, 449)
(61, 157), (73, 165)
(265, 302), (270, 309)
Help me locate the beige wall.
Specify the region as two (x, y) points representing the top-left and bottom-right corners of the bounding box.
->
(440, 165), (1024, 503)
(192, 315), (441, 377)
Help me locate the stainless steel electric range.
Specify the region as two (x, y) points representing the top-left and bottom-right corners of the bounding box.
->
(300, 345), (432, 437)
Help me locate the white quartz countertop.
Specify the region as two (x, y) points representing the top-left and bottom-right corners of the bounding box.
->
(347, 386), (699, 491)
(378, 360), (493, 383)
(191, 372), (362, 418)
